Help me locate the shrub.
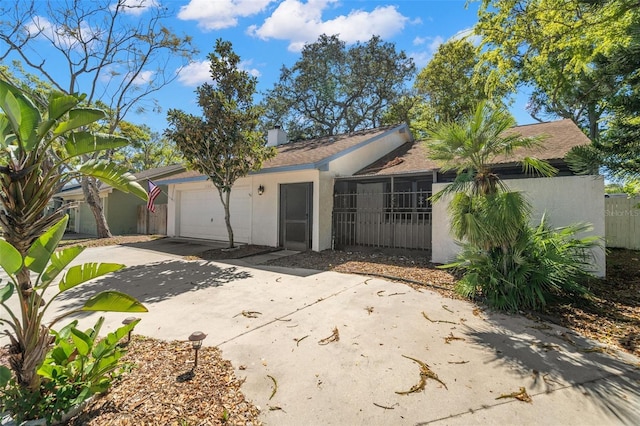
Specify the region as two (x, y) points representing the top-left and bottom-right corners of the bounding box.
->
(448, 217), (600, 311)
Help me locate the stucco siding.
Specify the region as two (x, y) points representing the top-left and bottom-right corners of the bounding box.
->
(167, 170), (325, 250)
(107, 191), (140, 235)
(432, 175), (605, 277)
(249, 170), (321, 249)
(78, 199), (100, 235)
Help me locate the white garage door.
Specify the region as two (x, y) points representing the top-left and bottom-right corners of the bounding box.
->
(178, 187), (251, 243)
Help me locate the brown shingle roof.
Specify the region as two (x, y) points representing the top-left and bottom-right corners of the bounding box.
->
(156, 125), (411, 184)
(356, 119), (589, 177)
(262, 125), (402, 170)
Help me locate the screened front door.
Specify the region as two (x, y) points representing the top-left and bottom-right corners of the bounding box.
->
(280, 183), (313, 250)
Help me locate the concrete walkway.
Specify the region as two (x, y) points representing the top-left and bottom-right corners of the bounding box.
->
(2, 239), (639, 425)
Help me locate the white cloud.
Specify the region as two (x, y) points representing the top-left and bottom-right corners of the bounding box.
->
(177, 59), (262, 86)
(429, 35), (444, 52)
(409, 35), (444, 68)
(240, 60), (261, 78)
(249, 0), (410, 52)
(177, 60), (211, 86)
(178, 0), (274, 31)
(117, 0), (159, 16)
(133, 70), (155, 85)
(413, 36), (426, 46)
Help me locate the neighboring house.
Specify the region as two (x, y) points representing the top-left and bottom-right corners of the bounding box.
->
(159, 120), (605, 275)
(55, 164), (184, 236)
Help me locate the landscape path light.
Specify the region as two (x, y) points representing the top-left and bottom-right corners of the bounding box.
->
(189, 331), (207, 367)
(122, 317), (139, 343)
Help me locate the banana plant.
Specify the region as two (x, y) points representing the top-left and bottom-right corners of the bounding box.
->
(0, 215), (147, 392)
(0, 79), (147, 293)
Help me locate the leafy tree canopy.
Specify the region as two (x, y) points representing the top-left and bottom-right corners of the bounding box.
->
(414, 38), (511, 126)
(261, 34), (415, 140)
(476, 0), (640, 177)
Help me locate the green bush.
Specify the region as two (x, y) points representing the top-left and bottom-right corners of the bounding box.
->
(447, 217), (600, 311)
(0, 317), (138, 424)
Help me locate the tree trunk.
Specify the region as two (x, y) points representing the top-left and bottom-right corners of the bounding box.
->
(81, 176), (112, 238)
(218, 188), (234, 248)
(9, 324), (51, 392)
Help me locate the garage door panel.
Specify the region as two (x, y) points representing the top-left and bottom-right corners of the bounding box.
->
(179, 188), (250, 243)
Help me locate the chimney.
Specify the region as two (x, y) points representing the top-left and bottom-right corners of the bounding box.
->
(267, 126), (288, 147)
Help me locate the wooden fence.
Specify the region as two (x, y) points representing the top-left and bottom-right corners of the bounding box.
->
(137, 204), (167, 235)
(605, 197), (640, 250)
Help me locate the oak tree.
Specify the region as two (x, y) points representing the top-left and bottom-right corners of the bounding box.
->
(261, 34), (415, 140)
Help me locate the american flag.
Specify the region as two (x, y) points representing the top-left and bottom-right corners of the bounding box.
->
(147, 180), (161, 213)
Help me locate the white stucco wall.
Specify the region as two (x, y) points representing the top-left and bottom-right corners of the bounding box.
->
(249, 170), (321, 250)
(167, 170), (324, 250)
(431, 175), (606, 277)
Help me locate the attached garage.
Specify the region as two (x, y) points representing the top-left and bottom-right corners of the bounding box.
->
(177, 186), (251, 243)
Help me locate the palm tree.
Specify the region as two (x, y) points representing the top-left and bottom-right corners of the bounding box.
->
(427, 101), (556, 249)
(427, 101), (597, 311)
(0, 79), (147, 390)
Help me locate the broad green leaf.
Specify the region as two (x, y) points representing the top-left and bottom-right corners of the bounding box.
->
(0, 115), (10, 148)
(41, 245), (85, 285)
(25, 215), (69, 273)
(63, 131), (128, 157)
(88, 316), (105, 340)
(48, 92), (80, 122)
(50, 345), (72, 366)
(81, 291), (148, 313)
(70, 328), (91, 357)
(0, 283), (14, 303)
(78, 160), (148, 200)
(0, 80), (40, 151)
(59, 263), (125, 292)
(72, 386), (92, 406)
(54, 108), (106, 136)
(0, 82), (22, 140)
(0, 366), (12, 387)
(55, 320), (79, 341)
(0, 239), (23, 275)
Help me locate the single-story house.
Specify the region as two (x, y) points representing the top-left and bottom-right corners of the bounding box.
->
(56, 164), (184, 235)
(158, 120), (605, 276)
(157, 125), (413, 251)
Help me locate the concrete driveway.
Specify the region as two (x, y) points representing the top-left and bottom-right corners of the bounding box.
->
(2, 242), (639, 425)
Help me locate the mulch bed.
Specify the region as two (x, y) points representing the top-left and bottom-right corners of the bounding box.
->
(68, 337), (261, 425)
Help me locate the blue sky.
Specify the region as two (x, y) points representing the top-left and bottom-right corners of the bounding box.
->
(20, 0), (536, 133)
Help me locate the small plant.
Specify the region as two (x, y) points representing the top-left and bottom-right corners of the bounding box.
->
(0, 215), (147, 421)
(28, 317), (139, 423)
